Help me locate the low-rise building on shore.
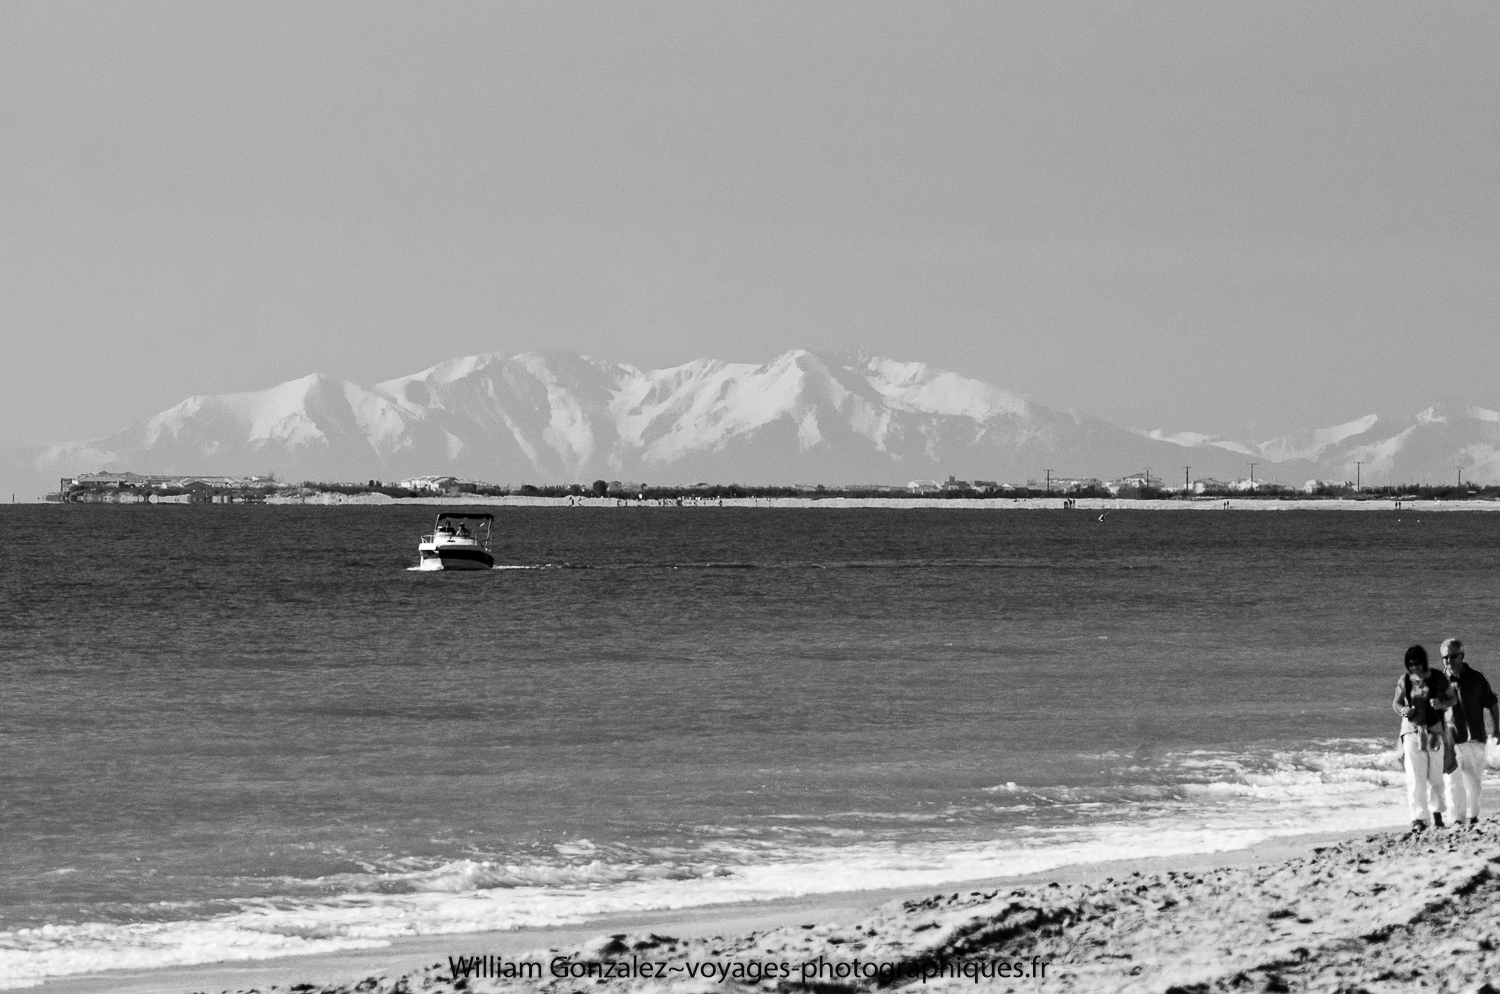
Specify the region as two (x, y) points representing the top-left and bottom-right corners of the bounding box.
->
(51, 471), (279, 503)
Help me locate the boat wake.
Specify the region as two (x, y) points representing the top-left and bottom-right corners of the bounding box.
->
(404, 563), (589, 571)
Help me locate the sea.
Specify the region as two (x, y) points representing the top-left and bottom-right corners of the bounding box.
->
(3, 504), (1499, 987)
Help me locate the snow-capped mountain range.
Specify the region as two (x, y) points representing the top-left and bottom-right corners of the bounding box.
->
(5, 350), (1499, 494)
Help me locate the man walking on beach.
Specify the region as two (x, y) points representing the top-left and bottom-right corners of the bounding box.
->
(1442, 638), (1498, 826)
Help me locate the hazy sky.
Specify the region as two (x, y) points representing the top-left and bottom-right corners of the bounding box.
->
(2, 2), (1496, 447)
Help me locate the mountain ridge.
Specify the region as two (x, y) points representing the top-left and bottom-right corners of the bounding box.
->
(4, 350), (1499, 496)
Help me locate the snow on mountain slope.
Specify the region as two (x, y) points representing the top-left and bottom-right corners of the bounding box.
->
(617, 355), (796, 460)
(7, 351), (1500, 494)
(1254, 415), (1381, 463)
(1139, 403), (1500, 486)
(862, 355), (1029, 421)
(1329, 404), (1500, 485)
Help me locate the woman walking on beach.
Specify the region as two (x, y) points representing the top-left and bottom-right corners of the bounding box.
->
(1394, 644), (1456, 832)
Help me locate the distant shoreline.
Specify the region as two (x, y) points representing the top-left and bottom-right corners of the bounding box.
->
(248, 493), (1500, 511)
(18, 493), (1500, 510)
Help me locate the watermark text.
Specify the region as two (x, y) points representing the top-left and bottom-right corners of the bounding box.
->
(448, 952), (1050, 984)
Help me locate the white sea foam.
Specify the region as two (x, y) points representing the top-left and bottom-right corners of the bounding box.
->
(0, 740), (1458, 989)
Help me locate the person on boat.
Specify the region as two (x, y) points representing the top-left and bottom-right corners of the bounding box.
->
(458, 523), (471, 538)
(1441, 638), (1498, 827)
(1394, 644), (1456, 832)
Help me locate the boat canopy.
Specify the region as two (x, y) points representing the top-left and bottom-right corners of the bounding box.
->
(431, 512), (493, 548)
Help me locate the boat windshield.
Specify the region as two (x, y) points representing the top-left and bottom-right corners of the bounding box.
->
(428, 513), (493, 548)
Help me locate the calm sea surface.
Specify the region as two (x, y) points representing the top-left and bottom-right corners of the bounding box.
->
(2, 505), (1499, 983)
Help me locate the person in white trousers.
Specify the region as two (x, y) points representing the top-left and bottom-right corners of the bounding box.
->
(1394, 644), (1456, 832)
(1441, 638), (1499, 827)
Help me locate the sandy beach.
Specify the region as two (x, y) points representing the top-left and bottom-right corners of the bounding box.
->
(34, 818), (1500, 994)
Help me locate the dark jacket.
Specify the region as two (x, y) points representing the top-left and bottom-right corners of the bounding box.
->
(1448, 667), (1498, 744)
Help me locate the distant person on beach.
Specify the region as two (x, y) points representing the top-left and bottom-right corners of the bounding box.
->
(1394, 644), (1456, 831)
(1441, 638), (1498, 827)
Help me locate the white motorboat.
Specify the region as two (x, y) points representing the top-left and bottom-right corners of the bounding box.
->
(415, 513), (495, 570)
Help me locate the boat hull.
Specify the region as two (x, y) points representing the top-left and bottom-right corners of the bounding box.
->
(416, 547), (494, 570)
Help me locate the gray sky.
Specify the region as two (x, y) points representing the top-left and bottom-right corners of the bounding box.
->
(2, 2), (1496, 448)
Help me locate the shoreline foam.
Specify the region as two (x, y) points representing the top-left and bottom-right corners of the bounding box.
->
(25, 828), (1363, 994)
(2, 741), (1423, 991)
(45, 821), (1500, 994)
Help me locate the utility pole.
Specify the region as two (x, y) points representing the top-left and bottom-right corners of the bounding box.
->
(1355, 461), (1363, 491)
(1045, 469), (1052, 494)
(1184, 466), (1191, 492)
(1248, 463), (1258, 488)
(1458, 467), (1464, 488)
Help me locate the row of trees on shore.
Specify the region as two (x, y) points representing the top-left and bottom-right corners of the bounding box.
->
(52, 474), (1500, 503)
(306, 479), (1500, 501)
